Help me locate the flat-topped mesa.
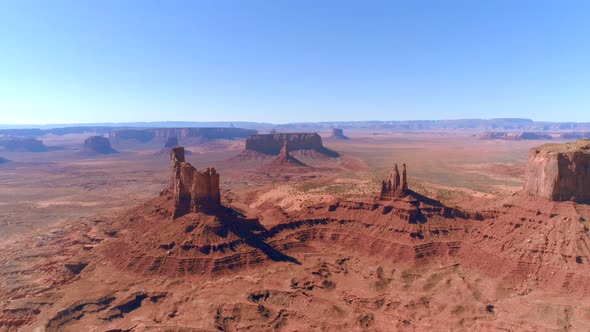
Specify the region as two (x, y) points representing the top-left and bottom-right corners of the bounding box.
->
(245, 133), (324, 155)
(170, 147), (221, 218)
(523, 139), (590, 202)
(380, 163), (409, 198)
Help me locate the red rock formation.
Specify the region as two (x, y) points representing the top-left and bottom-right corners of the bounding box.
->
(523, 139), (590, 202)
(170, 147), (221, 218)
(381, 163), (409, 198)
(245, 133), (324, 155)
(268, 140), (307, 167)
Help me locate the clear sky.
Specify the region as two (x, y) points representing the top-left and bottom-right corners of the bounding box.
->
(1, 0), (589, 124)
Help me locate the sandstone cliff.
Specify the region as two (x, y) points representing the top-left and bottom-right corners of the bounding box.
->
(523, 139), (590, 202)
(83, 136), (117, 154)
(170, 147), (221, 218)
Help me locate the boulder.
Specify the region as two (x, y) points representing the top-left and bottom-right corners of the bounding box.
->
(523, 139), (590, 202)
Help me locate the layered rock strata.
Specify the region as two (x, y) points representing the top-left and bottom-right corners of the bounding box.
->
(523, 139), (590, 202)
(170, 147), (221, 218)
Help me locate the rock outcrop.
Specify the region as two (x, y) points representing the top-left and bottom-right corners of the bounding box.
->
(0, 137), (48, 152)
(523, 139), (590, 202)
(244, 133), (338, 157)
(331, 128), (349, 140)
(380, 163), (409, 198)
(170, 147), (221, 218)
(83, 136), (117, 154)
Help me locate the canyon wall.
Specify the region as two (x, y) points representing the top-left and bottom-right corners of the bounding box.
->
(523, 139), (590, 202)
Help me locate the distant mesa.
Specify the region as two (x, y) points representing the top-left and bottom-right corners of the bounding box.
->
(556, 132), (590, 140)
(164, 136), (179, 148)
(0, 157), (9, 164)
(241, 132), (340, 158)
(0, 137), (49, 152)
(83, 136), (117, 154)
(170, 147), (221, 218)
(480, 132), (552, 140)
(331, 128), (349, 140)
(380, 163), (409, 198)
(110, 127), (257, 144)
(523, 139), (590, 202)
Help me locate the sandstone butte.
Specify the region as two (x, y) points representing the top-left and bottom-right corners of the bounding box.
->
(331, 128), (350, 140)
(83, 136), (117, 154)
(523, 139), (590, 202)
(170, 146), (221, 218)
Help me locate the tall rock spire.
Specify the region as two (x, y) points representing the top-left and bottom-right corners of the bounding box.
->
(401, 163), (408, 193)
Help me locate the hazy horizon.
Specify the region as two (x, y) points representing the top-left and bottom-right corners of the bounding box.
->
(2, 1), (589, 124)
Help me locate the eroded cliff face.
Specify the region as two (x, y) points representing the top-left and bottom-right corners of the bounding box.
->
(170, 147), (221, 218)
(245, 133), (324, 155)
(523, 139), (590, 202)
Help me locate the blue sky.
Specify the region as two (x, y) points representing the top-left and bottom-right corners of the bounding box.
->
(1, 0), (589, 124)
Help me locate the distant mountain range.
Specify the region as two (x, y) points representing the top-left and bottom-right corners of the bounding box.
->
(1, 119), (590, 135)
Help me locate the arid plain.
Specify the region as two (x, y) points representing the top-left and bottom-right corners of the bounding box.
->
(2, 129), (589, 331)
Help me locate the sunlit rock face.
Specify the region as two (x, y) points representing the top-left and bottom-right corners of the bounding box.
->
(523, 139), (590, 202)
